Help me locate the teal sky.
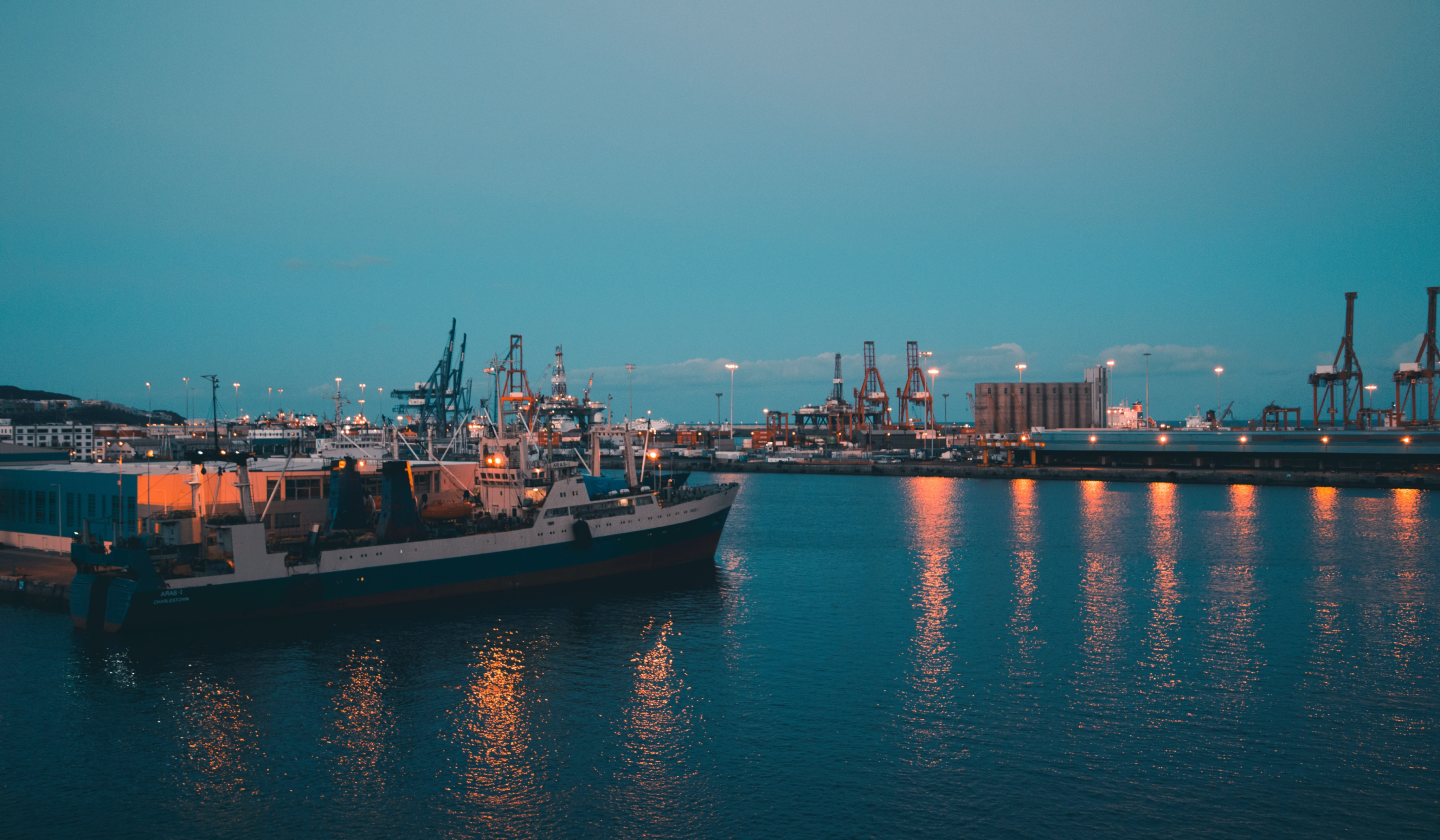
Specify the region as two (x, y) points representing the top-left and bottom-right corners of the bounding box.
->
(3, 2), (1437, 424)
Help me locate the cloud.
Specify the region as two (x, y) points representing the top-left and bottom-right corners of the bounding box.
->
(283, 258), (313, 270)
(1081, 343), (1226, 374)
(588, 345), (1033, 389)
(946, 343), (1030, 380)
(1390, 334), (1424, 367)
(333, 254), (391, 270)
(590, 353), (848, 387)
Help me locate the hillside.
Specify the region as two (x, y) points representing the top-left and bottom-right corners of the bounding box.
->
(0, 385), (80, 401)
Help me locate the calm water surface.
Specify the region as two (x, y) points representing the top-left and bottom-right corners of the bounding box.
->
(2, 475), (1436, 838)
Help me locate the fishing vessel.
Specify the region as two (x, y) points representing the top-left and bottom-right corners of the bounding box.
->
(69, 451), (737, 632)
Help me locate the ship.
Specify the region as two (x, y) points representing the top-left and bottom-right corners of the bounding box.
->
(68, 450), (738, 633)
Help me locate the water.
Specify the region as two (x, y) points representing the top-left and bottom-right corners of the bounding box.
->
(2, 474), (1436, 839)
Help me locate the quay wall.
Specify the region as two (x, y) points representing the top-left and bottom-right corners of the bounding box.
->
(609, 456), (1440, 490)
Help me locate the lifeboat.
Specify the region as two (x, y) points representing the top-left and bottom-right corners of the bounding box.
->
(420, 502), (474, 521)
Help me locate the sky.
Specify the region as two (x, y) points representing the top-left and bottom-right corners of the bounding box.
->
(2, 1), (1437, 425)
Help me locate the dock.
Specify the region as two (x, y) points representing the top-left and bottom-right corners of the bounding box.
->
(612, 456), (1440, 490)
(0, 545), (73, 611)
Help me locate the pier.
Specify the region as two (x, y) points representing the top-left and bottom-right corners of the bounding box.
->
(611, 455), (1440, 490)
(0, 545), (73, 610)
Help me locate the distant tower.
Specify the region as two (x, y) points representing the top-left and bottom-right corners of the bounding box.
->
(552, 345), (568, 398)
(830, 353), (844, 404)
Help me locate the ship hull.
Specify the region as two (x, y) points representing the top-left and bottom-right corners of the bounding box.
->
(74, 504), (730, 632)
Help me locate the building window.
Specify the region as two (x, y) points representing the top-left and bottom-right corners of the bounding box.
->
(285, 478), (322, 500)
(66, 493), (75, 527)
(87, 494), (96, 518)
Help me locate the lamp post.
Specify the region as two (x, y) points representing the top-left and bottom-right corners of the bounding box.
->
(927, 367), (939, 429)
(942, 393), (949, 423)
(626, 364), (635, 425)
(1214, 367), (1224, 428)
(233, 383), (240, 420)
(145, 382), (151, 421)
(725, 363), (738, 439)
(1143, 352), (1152, 427)
(1016, 363), (1026, 383)
(1106, 359), (1115, 407)
(1365, 383), (1378, 427)
(183, 377), (190, 421)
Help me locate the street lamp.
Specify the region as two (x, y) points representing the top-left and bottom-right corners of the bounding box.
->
(1365, 383), (1378, 426)
(1143, 352), (1152, 427)
(942, 393), (949, 423)
(725, 364), (739, 438)
(1106, 359), (1115, 407)
(1016, 363), (1026, 383)
(626, 364), (636, 424)
(927, 367), (940, 428)
(182, 377), (190, 421)
(233, 383), (240, 419)
(145, 382), (151, 422)
(1214, 367), (1224, 427)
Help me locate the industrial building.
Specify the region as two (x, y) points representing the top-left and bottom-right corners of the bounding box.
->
(973, 365), (1109, 433)
(0, 420), (96, 457)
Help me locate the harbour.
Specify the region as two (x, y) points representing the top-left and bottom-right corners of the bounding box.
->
(5, 4), (1440, 837)
(3, 472), (1435, 838)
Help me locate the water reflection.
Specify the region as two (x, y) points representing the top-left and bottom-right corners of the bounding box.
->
(902, 478), (961, 735)
(447, 636), (548, 837)
(172, 672), (265, 797)
(1007, 479), (1042, 675)
(1075, 481), (1128, 718)
(1141, 482), (1182, 695)
(614, 618), (704, 837)
(324, 646), (395, 798)
(1199, 485), (1262, 721)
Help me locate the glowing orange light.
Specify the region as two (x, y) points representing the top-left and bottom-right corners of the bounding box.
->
(1239, 436), (1247, 443)
(1403, 437), (1411, 444)
(1159, 436), (1167, 443)
(1322, 436), (1329, 444)
(1089, 435), (1097, 443)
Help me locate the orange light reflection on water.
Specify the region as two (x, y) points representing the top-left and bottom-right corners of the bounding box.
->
(1076, 480), (1127, 710)
(324, 647), (395, 797)
(1007, 479), (1041, 674)
(614, 619), (704, 834)
(905, 478), (961, 696)
(174, 673), (265, 798)
(450, 639), (548, 835)
(1199, 484), (1261, 717)
(1142, 482), (1182, 692)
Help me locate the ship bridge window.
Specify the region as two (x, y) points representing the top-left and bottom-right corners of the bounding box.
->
(544, 507), (570, 518)
(636, 496), (655, 506)
(265, 512), (301, 529)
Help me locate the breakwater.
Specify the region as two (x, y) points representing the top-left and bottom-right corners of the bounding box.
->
(610, 456), (1440, 489)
